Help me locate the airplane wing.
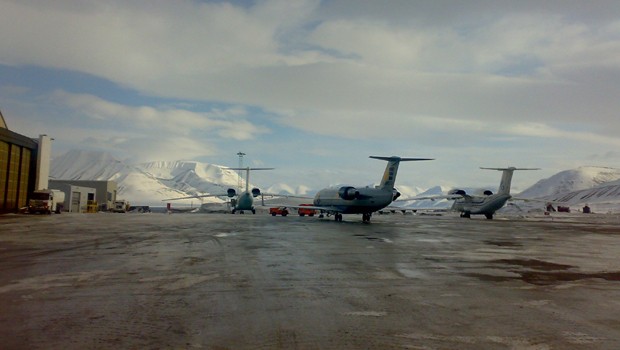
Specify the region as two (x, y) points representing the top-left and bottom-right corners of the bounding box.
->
(162, 194), (226, 201)
(276, 204), (345, 213)
(384, 204), (446, 212)
(510, 196), (548, 202)
(395, 194), (464, 201)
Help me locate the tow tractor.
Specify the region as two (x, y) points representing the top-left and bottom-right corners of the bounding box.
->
(269, 207), (289, 216)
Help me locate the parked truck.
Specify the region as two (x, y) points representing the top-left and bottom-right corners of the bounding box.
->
(28, 189), (65, 214)
(111, 200), (130, 213)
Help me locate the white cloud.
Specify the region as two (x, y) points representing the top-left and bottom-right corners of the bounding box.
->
(2, 0), (620, 190)
(2, 0), (619, 134)
(505, 122), (620, 147)
(50, 90), (269, 139)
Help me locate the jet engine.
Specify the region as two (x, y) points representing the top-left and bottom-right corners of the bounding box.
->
(227, 188), (236, 198)
(449, 189), (467, 196)
(338, 186), (360, 200)
(392, 189), (401, 201)
(251, 188), (261, 197)
(483, 190), (493, 196)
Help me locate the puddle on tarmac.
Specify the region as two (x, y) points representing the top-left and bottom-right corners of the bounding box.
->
(464, 258), (620, 285)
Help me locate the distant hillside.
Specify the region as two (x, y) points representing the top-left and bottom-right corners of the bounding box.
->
(516, 166), (620, 213)
(50, 150), (242, 205)
(48, 150), (430, 206)
(519, 167), (620, 198)
(518, 166), (620, 198)
(266, 183), (314, 196)
(50, 150), (620, 212)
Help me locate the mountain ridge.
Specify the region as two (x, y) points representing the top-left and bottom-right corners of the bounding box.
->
(50, 150), (620, 211)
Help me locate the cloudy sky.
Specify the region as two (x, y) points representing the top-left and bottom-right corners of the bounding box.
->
(2, 0), (620, 192)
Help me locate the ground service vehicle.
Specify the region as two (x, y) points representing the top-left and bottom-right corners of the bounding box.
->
(298, 204), (316, 217)
(28, 189), (65, 214)
(112, 200), (129, 213)
(269, 207), (289, 216)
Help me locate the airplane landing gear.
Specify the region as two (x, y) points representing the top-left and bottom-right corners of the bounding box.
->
(252, 209), (256, 214)
(460, 212), (471, 218)
(334, 213), (343, 222)
(485, 213), (493, 220)
(231, 209), (236, 214)
(362, 213), (372, 223)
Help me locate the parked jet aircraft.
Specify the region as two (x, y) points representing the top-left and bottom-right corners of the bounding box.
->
(410, 167), (539, 219)
(163, 167), (273, 214)
(287, 156), (433, 222)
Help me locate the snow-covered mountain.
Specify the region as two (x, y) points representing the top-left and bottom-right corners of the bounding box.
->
(50, 150), (620, 213)
(515, 166), (620, 213)
(51, 150), (130, 181)
(518, 166), (620, 198)
(266, 183), (314, 196)
(50, 150), (245, 205)
(396, 185), (454, 210)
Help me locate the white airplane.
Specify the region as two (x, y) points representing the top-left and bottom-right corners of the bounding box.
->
(410, 167), (539, 219)
(287, 156), (433, 222)
(163, 166), (273, 214)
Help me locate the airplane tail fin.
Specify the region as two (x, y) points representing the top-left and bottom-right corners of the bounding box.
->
(226, 167), (274, 192)
(480, 167), (539, 195)
(370, 156), (433, 191)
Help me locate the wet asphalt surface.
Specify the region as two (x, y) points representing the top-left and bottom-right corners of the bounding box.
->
(1, 212), (620, 349)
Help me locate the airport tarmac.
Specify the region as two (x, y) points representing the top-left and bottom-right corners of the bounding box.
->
(1, 212), (620, 349)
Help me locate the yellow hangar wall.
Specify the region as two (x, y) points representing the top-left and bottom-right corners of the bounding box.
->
(0, 127), (38, 213)
(1, 110), (55, 214)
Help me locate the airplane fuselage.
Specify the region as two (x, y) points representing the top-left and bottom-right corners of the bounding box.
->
(285, 156), (433, 222)
(452, 193), (511, 216)
(313, 187), (394, 214)
(235, 191), (255, 211)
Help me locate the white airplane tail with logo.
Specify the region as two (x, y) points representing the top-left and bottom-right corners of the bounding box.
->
(370, 156), (434, 191)
(480, 167), (540, 195)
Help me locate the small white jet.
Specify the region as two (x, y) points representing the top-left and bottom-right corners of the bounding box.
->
(163, 167), (273, 214)
(288, 156), (433, 222)
(411, 167), (539, 219)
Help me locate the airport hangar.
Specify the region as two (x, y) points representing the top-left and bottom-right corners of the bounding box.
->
(0, 109), (44, 214)
(1, 110), (118, 213)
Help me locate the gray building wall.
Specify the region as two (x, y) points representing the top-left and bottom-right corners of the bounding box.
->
(49, 183), (96, 213)
(49, 180), (117, 211)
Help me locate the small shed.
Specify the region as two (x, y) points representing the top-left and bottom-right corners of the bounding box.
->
(50, 183), (96, 213)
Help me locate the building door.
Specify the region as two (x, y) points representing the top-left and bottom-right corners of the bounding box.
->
(71, 191), (80, 212)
